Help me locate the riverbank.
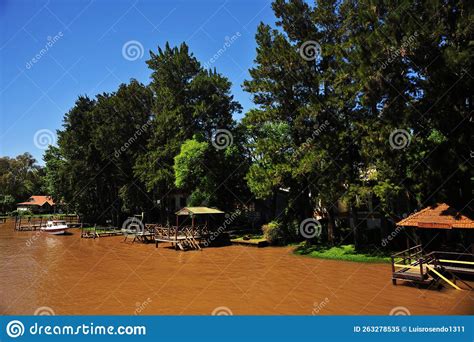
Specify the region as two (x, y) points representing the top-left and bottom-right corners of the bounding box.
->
(294, 244), (391, 263)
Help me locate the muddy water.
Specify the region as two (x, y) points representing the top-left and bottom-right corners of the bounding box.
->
(0, 219), (472, 315)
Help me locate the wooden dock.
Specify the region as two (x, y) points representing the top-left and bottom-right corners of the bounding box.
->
(391, 245), (474, 290)
(151, 224), (203, 250)
(15, 215), (81, 231)
(81, 226), (123, 238)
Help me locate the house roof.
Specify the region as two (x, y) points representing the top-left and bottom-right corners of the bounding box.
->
(17, 196), (55, 207)
(396, 203), (474, 229)
(175, 207), (224, 216)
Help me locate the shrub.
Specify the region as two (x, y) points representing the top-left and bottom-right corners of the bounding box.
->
(10, 209), (33, 217)
(262, 221), (288, 245)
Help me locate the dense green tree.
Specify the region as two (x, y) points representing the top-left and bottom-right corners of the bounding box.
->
(244, 0), (472, 248)
(0, 153), (44, 213)
(244, 0), (360, 244)
(174, 129), (251, 211)
(135, 42), (243, 218)
(50, 81), (153, 223)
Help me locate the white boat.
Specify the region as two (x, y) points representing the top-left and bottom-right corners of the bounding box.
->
(41, 220), (70, 235)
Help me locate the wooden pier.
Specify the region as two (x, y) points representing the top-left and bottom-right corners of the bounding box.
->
(80, 225), (123, 238)
(391, 245), (474, 290)
(15, 215), (81, 231)
(152, 224), (203, 250)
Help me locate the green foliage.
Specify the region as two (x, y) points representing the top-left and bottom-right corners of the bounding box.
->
(262, 220), (298, 246)
(0, 195), (15, 214)
(262, 221), (283, 245)
(0, 153), (44, 212)
(243, 0), (472, 246)
(49, 80), (153, 223)
(294, 244), (390, 263)
(174, 138), (208, 190)
(10, 209), (34, 217)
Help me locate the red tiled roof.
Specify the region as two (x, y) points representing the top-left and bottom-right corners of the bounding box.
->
(17, 195), (55, 207)
(397, 203), (474, 229)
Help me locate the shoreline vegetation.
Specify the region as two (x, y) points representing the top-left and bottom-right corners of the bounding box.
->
(227, 232), (390, 263)
(294, 244), (391, 264)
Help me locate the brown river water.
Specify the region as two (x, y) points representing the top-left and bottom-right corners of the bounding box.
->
(1, 220), (473, 315)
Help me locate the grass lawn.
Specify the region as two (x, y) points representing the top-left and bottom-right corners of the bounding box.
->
(294, 244), (390, 263)
(81, 226), (121, 234)
(231, 234), (265, 242)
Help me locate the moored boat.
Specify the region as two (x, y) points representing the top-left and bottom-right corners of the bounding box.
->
(41, 220), (70, 235)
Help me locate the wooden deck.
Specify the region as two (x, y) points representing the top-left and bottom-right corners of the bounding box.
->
(391, 245), (474, 290)
(149, 224), (203, 250)
(81, 226), (123, 238)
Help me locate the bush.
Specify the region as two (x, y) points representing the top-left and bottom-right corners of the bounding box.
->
(263, 221), (295, 245)
(10, 209), (33, 217)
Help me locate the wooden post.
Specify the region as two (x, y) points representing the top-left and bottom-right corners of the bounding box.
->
(391, 256), (396, 285)
(175, 215), (179, 242)
(419, 258), (423, 279)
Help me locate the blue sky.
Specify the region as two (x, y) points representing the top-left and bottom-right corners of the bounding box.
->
(0, 0), (275, 163)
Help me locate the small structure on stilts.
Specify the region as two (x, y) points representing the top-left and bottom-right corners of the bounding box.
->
(391, 203), (474, 290)
(151, 206), (225, 250)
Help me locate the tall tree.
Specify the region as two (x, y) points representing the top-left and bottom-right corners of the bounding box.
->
(135, 42), (242, 219)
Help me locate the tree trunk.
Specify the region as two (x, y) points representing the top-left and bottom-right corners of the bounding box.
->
(350, 204), (360, 250)
(327, 207), (335, 245)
